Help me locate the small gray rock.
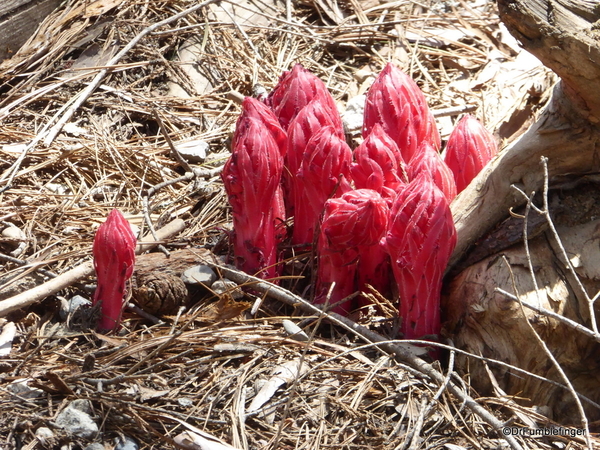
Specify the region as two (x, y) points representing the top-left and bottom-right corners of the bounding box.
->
(181, 265), (216, 286)
(35, 427), (55, 446)
(7, 378), (44, 399)
(115, 435), (138, 450)
(177, 397), (194, 408)
(55, 400), (98, 439)
(342, 94), (366, 134)
(175, 140), (209, 163)
(212, 279), (243, 299)
(84, 444), (106, 450)
(282, 320), (309, 342)
(60, 295), (92, 320)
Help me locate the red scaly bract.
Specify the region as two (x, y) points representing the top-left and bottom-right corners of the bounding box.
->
(363, 63), (440, 163)
(444, 114), (498, 193)
(384, 174), (456, 339)
(285, 96), (344, 217)
(93, 209), (136, 331)
(293, 126), (353, 245)
(351, 123), (407, 204)
(315, 189), (389, 314)
(233, 97), (287, 158)
(222, 117), (283, 278)
(267, 64), (342, 132)
(408, 142), (457, 202)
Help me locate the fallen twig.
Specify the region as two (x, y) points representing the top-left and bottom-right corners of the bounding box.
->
(0, 0), (219, 193)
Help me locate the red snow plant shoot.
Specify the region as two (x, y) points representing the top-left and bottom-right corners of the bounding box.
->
(363, 63), (440, 163)
(293, 125), (352, 245)
(315, 189), (388, 315)
(222, 117), (283, 278)
(444, 114), (498, 193)
(408, 142), (457, 202)
(385, 174), (456, 340)
(93, 209), (136, 331)
(267, 64), (342, 132)
(351, 123), (407, 203)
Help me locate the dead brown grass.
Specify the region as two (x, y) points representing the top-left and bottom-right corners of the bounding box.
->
(0, 0), (580, 449)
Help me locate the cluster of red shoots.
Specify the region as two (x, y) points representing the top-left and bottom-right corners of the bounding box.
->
(222, 63), (497, 343)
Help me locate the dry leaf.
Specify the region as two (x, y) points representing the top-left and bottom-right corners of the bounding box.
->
(247, 358), (309, 414)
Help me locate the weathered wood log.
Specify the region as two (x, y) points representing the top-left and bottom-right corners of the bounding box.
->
(449, 0), (600, 269)
(0, 0), (62, 61)
(445, 0), (600, 425)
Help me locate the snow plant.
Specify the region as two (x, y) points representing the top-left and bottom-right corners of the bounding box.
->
(384, 174), (456, 339)
(363, 62), (440, 162)
(223, 63), (474, 346)
(285, 96), (344, 218)
(315, 189), (389, 314)
(408, 142), (457, 202)
(351, 123), (407, 204)
(444, 114), (498, 193)
(222, 100), (284, 279)
(293, 125), (353, 245)
(93, 209), (136, 331)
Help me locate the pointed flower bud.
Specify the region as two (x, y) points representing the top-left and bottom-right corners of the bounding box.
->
(284, 97), (344, 216)
(408, 142), (457, 202)
(351, 123), (407, 203)
(444, 114), (498, 193)
(293, 126), (353, 245)
(363, 63), (440, 162)
(93, 209), (136, 331)
(267, 64), (342, 131)
(385, 174), (456, 340)
(234, 97), (287, 158)
(222, 117), (283, 278)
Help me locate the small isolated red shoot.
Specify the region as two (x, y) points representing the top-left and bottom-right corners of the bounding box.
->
(408, 142), (457, 202)
(444, 114), (498, 193)
(93, 209), (136, 332)
(363, 63), (440, 163)
(385, 173), (456, 342)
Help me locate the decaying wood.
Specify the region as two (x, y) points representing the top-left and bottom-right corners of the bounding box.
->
(444, 208), (600, 422)
(445, 0), (600, 432)
(449, 0), (600, 269)
(0, 0), (62, 61)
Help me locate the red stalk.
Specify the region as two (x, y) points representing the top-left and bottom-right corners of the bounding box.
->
(408, 142), (457, 202)
(351, 123), (407, 204)
(385, 174), (456, 341)
(222, 117), (283, 278)
(93, 209), (136, 331)
(293, 126), (353, 245)
(285, 96), (344, 217)
(267, 64), (342, 132)
(315, 189), (389, 315)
